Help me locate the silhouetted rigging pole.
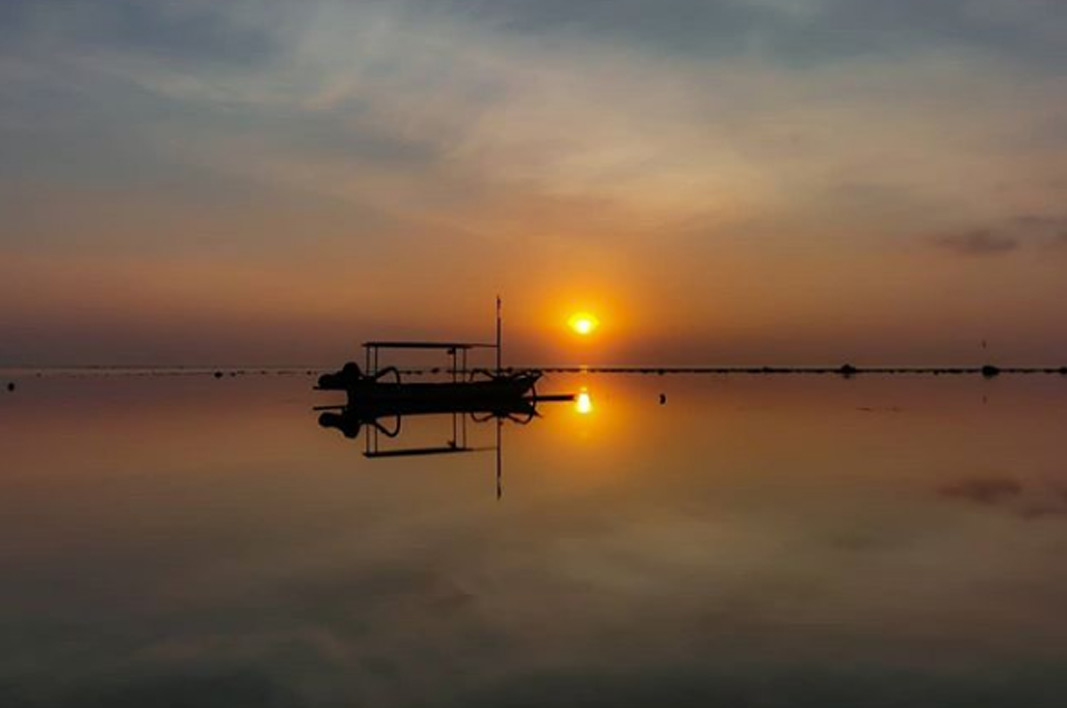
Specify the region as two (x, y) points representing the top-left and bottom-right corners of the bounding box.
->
(496, 295), (502, 374)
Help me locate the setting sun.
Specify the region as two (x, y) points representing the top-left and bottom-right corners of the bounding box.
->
(568, 312), (600, 336)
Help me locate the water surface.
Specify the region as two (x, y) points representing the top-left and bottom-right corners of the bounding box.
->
(2, 372), (1066, 706)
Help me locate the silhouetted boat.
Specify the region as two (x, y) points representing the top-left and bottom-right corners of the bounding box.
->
(316, 298), (542, 405)
(317, 361), (541, 403)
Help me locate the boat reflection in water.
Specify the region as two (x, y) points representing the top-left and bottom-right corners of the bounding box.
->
(317, 380), (574, 498)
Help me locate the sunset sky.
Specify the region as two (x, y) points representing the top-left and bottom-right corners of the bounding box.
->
(1, 0), (1065, 366)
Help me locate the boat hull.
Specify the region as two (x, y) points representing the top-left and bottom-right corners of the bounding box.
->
(317, 364), (540, 406)
(343, 376), (536, 407)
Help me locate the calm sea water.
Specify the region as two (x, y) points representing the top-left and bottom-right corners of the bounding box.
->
(2, 371), (1066, 707)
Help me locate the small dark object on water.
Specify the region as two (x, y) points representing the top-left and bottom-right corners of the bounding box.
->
(6, 382), (13, 392)
(840, 363), (858, 377)
(659, 393), (667, 405)
(214, 371), (223, 379)
(981, 365), (1000, 379)
(1060, 366), (1067, 375)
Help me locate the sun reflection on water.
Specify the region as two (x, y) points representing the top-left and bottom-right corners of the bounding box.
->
(575, 388), (593, 415)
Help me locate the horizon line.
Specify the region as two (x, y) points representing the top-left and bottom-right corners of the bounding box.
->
(3, 363), (1066, 376)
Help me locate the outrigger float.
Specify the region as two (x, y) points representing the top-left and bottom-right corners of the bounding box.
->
(316, 298), (547, 409)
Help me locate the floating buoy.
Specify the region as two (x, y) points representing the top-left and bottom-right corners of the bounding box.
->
(659, 393), (667, 404)
(6, 382), (14, 392)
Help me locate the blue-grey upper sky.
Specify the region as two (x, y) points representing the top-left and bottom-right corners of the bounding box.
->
(1, 0), (1065, 365)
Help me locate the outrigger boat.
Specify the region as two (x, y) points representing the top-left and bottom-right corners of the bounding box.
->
(315, 300), (574, 499)
(316, 298), (542, 406)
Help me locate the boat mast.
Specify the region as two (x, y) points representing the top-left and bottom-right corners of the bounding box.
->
(495, 295), (502, 373)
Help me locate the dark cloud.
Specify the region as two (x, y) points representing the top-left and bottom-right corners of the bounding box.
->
(430, 0), (1067, 68)
(814, 0), (1067, 68)
(1020, 505), (1067, 521)
(6, 0), (1067, 73)
(1, 671), (300, 708)
(8, 657), (1067, 707)
(933, 215), (1067, 256)
(933, 230), (1019, 256)
(1013, 214), (1067, 230)
(938, 477), (1022, 504)
(938, 477), (1067, 522)
(0, 0), (280, 68)
(454, 664), (1067, 708)
(459, 0), (781, 58)
(1013, 214), (1067, 243)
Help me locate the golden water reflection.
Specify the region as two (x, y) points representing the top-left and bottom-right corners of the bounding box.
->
(575, 388), (593, 415)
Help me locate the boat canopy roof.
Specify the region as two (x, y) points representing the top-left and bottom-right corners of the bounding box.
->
(362, 341), (497, 350)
